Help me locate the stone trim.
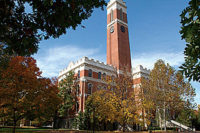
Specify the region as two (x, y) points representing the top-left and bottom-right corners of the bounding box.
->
(107, 18), (128, 28)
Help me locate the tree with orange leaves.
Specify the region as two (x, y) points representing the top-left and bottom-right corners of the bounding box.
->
(0, 56), (61, 133)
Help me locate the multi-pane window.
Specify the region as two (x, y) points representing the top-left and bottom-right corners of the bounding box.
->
(88, 83), (92, 95)
(98, 72), (101, 79)
(88, 69), (92, 77)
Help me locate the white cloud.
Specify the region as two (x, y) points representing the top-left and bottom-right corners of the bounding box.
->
(33, 45), (102, 77)
(132, 52), (185, 69)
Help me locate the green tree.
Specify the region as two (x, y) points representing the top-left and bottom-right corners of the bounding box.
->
(179, 0), (200, 82)
(0, 0), (106, 56)
(58, 70), (78, 128)
(141, 60), (196, 131)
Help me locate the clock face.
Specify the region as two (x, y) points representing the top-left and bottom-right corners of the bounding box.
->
(121, 25), (125, 33)
(110, 26), (114, 33)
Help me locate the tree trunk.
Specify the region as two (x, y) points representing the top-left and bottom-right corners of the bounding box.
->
(93, 108), (95, 133)
(12, 110), (16, 133)
(158, 108), (162, 130)
(53, 110), (58, 129)
(164, 105), (167, 131)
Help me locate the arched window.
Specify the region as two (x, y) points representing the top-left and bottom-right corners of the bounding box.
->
(120, 8), (123, 21)
(111, 9), (113, 22)
(98, 72), (101, 79)
(88, 83), (92, 95)
(88, 69), (92, 77)
(78, 70), (80, 78)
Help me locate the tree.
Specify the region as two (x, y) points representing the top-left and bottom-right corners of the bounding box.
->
(58, 70), (78, 128)
(141, 60), (196, 131)
(85, 68), (138, 132)
(85, 90), (118, 131)
(0, 56), (61, 133)
(179, 0), (200, 82)
(0, 0), (106, 56)
(137, 78), (155, 129)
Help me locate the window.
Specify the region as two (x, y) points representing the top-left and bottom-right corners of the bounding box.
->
(76, 85), (80, 96)
(111, 75), (115, 82)
(76, 102), (79, 113)
(102, 73), (106, 80)
(88, 83), (92, 95)
(103, 86), (107, 90)
(88, 69), (92, 77)
(97, 86), (101, 90)
(98, 72), (101, 79)
(78, 70), (80, 78)
(111, 9), (113, 22)
(120, 8), (123, 21)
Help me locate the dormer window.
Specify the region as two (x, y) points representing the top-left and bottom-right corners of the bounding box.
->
(88, 69), (92, 77)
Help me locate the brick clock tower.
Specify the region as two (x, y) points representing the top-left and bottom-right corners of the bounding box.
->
(107, 0), (132, 71)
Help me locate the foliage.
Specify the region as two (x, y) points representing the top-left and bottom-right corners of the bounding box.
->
(179, 0), (200, 82)
(73, 103), (117, 131)
(137, 78), (155, 129)
(84, 68), (138, 132)
(0, 56), (61, 132)
(141, 60), (196, 130)
(58, 70), (78, 128)
(0, 45), (11, 77)
(0, 0), (106, 56)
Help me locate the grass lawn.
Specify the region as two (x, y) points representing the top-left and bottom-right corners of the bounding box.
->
(0, 127), (54, 133)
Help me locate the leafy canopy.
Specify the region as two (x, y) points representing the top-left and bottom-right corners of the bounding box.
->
(0, 56), (61, 129)
(0, 0), (106, 56)
(179, 0), (200, 82)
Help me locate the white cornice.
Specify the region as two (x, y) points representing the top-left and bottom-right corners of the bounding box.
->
(107, 19), (128, 28)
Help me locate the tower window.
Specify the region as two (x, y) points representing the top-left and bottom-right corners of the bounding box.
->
(111, 9), (113, 22)
(120, 8), (123, 21)
(88, 83), (92, 95)
(88, 69), (92, 77)
(98, 72), (101, 79)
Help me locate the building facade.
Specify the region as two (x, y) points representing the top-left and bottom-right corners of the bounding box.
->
(58, 0), (150, 113)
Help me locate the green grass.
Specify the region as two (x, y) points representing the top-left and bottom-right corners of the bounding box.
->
(0, 127), (52, 133)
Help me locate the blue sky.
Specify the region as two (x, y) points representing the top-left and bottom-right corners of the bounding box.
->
(33, 0), (199, 104)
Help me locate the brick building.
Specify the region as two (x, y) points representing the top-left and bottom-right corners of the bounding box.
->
(58, 0), (150, 113)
